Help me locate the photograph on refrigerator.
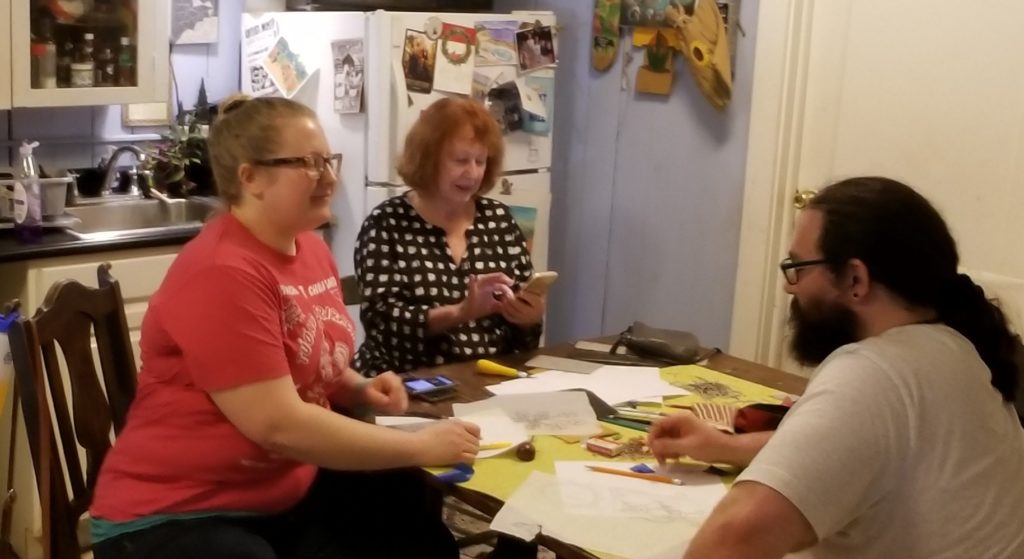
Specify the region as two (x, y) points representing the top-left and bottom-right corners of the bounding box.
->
(262, 36), (312, 98)
(510, 206), (538, 254)
(243, 16), (281, 96)
(515, 25), (556, 73)
(471, 70), (495, 101)
(172, 0), (219, 44)
(475, 20), (519, 66)
(332, 38), (364, 114)
(402, 29), (437, 94)
(523, 74), (554, 136)
(486, 81), (524, 133)
(433, 23), (476, 95)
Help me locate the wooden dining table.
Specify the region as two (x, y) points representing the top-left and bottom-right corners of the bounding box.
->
(403, 339), (808, 558)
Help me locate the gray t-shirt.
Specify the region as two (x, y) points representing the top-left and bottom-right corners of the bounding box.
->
(738, 324), (1024, 558)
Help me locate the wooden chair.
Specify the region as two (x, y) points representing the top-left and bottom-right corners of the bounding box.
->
(7, 263), (137, 559)
(340, 274), (361, 306)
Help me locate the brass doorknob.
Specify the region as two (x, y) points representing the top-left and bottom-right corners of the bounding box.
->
(793, 190), (817, 210)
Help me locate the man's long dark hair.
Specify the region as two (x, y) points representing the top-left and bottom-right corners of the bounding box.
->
(809, 177), (1019, 402)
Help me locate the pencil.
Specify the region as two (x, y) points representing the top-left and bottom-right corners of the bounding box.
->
(479, 441), (513, 450)
(585, 465), (683, 485)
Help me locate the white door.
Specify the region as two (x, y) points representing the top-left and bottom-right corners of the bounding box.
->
(730, 0), (1024, 372)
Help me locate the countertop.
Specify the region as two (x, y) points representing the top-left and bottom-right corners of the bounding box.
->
(0, 226), (201, 264)
(0, 218), (335, 264)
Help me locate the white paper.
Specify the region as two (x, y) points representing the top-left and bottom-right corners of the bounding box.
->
(457, 409), (530, 458)
(242, 16), (281, 96)
(454, 392), (601, 437)
(487, 366), (689, 405)
(491, 471), (714, 559)
(375, 415), (435, 432)
(553, 461), (728, 518)
(514, 78), (547, 120)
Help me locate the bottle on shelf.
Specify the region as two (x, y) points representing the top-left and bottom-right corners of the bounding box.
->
(12, 141), (43, 244)
(56, 37), (75, 88)
(95, 46), (116, 87)
(116, 36), (136, 87)
(30, 18), (58, 89)
(71, 32), (96, 88)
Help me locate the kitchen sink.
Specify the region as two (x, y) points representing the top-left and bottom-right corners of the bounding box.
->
(64, 197), (221, 240)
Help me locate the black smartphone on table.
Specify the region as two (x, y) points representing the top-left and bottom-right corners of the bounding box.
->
(402, 375), (457, 402)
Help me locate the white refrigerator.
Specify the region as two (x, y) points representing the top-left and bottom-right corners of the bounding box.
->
(240, 9), (556, 282)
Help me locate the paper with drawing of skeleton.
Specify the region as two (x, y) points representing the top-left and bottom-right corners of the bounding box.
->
(262, 36), (313, 98)
(553, 461), (727, 518)
(454, 392), (600, 436)
(491, 471), (706, 559)
(433, 23), (476, 95)
(242, 16), (281, 96)
(456, 408), (529, 458)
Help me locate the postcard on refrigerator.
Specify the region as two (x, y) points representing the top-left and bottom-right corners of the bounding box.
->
(402, 29), (437, 94)
(261, 36), (312, 98)
(474, 20), (519, 66)
(332, 38), (364, 114)
(433, 22), (477, 95)
(243, 16), (281, 96)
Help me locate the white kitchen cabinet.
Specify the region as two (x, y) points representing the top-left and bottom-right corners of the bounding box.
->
(0, 244), (181, 559)
(0, 1), (11, 110)
(9, 0), (170, 108)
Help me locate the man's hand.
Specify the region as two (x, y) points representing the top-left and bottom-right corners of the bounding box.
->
(358, 372), (408, 415)
(648, 411), (730, 464)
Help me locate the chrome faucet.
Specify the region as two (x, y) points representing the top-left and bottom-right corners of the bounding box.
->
(101, 145), (148, 198)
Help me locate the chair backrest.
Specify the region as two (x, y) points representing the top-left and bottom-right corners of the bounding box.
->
(341, 274), (361, 306)
(8, 263), (137, 559)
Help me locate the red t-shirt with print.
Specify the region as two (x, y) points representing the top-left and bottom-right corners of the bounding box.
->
(90, 213), (356, 522)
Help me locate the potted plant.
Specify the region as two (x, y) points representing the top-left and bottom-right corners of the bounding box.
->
(144, 116), (208, 198)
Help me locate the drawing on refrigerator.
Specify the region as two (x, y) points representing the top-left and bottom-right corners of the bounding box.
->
(241, 9), (557, 343)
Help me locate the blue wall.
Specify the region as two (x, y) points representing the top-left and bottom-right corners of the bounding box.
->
(496, 0), (760, 349)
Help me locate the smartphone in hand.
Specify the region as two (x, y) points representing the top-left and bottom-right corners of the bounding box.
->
(519, 271), (558, 296)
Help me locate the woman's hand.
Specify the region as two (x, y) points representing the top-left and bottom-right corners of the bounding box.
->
(412, 420), (481, 466)
(647, 411), (730, 464)
(499, 289), (545, 326)
(459, 273), (515, 322)
(357, 372), (408, 415)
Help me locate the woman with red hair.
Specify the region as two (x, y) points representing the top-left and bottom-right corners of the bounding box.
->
(354, 97), (546, 378)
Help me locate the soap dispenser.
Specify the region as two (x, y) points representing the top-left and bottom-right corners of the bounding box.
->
(13, 140), (42, 243)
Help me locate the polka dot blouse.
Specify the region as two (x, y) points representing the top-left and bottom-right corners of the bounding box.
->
(353, 195), (543, 376)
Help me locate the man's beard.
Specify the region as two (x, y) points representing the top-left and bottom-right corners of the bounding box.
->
(788, 297), (860, 366)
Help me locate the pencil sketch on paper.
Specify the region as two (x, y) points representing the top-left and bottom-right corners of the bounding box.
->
(506, 409), (599, 436)
(681, 377), (744, 402)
